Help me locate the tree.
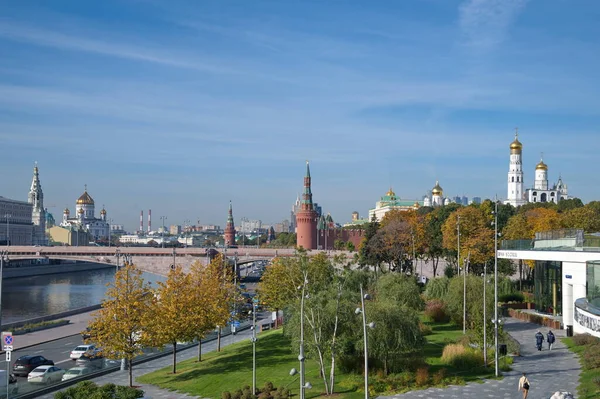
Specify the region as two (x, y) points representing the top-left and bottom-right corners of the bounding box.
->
(561, 207), (600, 232)
(442, 207), (493, 269)
(557, 198), (584, 213)
(148, 266), (195, 374)
(374, 273), (424, 311)
(86, 263), (155, 387)
(423, 204), (459, 276)
(358, 215), (381, 270)
(54, 381), (144, 399)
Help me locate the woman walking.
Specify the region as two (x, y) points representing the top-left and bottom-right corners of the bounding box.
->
(518, 372), (530, 399)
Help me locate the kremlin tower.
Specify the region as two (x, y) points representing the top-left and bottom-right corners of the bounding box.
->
(224, 201), (236, 247)
(296, 161), (318, 250)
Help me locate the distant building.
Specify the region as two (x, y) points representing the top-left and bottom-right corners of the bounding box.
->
(343, 211), (369, 228)
(0, 196), (33, 245)
(224, 201), (236, 247)
(273, 219), (290, 233)
(422, 181), (450, 207)
(368, 188), (422, 222)
(110, 224), (126, 235)
(60, 186), (110, 241)
(471, 197), (482, 205)
(169, 225), (182, 235)
(48, 225), (92, 246)
(296, 162), (318, 249)
(240, 218), (262, 233)
(28, 164), (47, 245)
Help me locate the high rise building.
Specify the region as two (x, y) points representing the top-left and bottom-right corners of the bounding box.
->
(224, 201), (236, 247)
(28, 163), (47, 245)
(296, 161), (318, 249)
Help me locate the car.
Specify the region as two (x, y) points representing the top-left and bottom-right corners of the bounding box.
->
(12, 355), (54, 377)
(70, 344), (97, 360)
(81, 327), (92, 340)
(75, 353), (104, 370)
(61, 366), (92, 381)
(27, 366), (65, 384)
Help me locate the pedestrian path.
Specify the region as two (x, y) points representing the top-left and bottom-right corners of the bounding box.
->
(379, 318), (581, 399)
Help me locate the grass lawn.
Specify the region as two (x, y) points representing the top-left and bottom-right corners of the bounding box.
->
(138, 330), (364, 399)
(562, 337), (600, 399)
(421, 319), (500, 383)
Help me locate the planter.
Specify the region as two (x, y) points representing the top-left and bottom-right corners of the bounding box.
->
(14, 320), (70, 335)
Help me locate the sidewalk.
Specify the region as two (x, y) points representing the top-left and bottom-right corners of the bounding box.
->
(379, 318), (581, 399)
(10, 312), (96, 350)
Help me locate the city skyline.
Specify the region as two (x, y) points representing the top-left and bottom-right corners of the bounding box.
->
(2, 1), (600, 229)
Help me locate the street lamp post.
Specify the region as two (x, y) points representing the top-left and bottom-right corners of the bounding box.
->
(493, 199), (500, 377)
(483, 262), (487, 366)
(0, 250), (6, 330)
(299, 271), (308, 399)
(463, 254), (468, 334)
(160, 216), (167, 248)
(355, 284), (375, 399)
(456, 215), (461, 276)
(250, 302), (258, 395)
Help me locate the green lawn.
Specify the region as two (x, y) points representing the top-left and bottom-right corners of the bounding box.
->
(138, 330), (364, 399)
(562, 337), (600, 399)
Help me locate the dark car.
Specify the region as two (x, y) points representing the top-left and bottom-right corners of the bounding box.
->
(75, 353), (104, 370)
(12, 355), (54, 377)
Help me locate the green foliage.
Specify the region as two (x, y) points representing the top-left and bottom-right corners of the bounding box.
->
(498, 259), (517, 276)
(55, 381), (144, 399)
(583, 343), (600, 370)
(222, 392), (232, 399)
(375, 273), (424, 310)
(444, 264), (455, 278)
(424, 299), (449, 323)
(440, 344), (484, 370)
(573, 334), (600, 346)
(497, 278), (516, 296)
(557, 198), (584, 212)
(424, 277), (449, 299)
(499, 292), (525, 303)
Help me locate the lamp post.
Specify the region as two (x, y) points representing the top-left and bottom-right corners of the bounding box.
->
(355, 284), (375, 399)
(482, 262), (487, 366)
(250, 301), (258, 395)
(456, 215), (461, 276)
(108, 218), (113, 248)
(0, 250), (7, 330)
(493, 199), (500, 377)
(298, 271), (308, 399)
(160, 216), (167, 248)
(463, 254), (468, 334)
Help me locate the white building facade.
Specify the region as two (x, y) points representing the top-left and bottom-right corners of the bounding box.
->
(0, 197), (33, 245)
(28, 163), (47, 245)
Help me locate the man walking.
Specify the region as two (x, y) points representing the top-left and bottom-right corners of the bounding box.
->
(547, 330), (556, 350)
(535, 330), (544, 351)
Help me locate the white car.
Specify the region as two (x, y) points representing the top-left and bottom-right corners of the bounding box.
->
(70, 344), (97, 360)
(61, 366), (92, 381)
(27, 366), (65, 384)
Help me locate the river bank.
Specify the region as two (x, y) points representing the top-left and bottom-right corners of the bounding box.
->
(4, 261), (115, 279)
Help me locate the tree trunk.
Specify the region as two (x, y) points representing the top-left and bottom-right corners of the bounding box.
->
(274, 308), (279, 329)
(329, 285), (342, 393)
(217, 327), (221, 352)
(197, 337), (202, 362)
(173, 341), (177, 374)
(519, 260), (523, 291)
(307, 309), (329, 395)
(128, 358), (133, 387)
(433, 257), (439, 277)
(384, 357), (388, 376)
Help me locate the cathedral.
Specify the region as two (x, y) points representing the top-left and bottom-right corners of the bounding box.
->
(505, 132), (570, 207)
(61, 186), (110, 240)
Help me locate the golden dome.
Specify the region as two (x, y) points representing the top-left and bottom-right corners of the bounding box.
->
(386, 187), (396, 197)
(432, 180), (443, 195)
(76, 190), (95, 205)
(510, 132), (522, 152)
(536, 160), (548, 170)
(77, 208), (84, 214)
(100, 208), (107, 215)
(64, 208), (70, 215)
(413, 201), (420, 208)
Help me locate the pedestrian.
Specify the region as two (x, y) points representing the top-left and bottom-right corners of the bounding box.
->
(547, 330), (556, 350)
(535, 330), (544, 351)
(518, 372), (530, 399)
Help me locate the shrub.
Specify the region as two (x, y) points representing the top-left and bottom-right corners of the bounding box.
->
(257, 393), (271, 399)
(424, 277), (450, 299)
(593, 376), (600, 389)
(262, 382), (274, 393)
(372, 380), (387, 393)
(233, 390), (243, 399)
(433, 368), (446, 385)
(424, 299), (449, 323)
(497, 278), (516, 296)
(222, 392), (232, 399)
(441, 344), (484, 370)
(415, 367), (429, 386)
(499, 292), (524, 303)
(419, 321), (433, 336)
(573, 333), (600, 346)
(582, 344), (600, 370)
(444, 265), (455, 278)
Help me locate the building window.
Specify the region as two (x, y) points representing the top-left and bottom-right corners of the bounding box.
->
(517, 177), (520, 182)
(511, 177), (514, 182)
(551, 192), (555, 196)
(535, 260), (562, 315)
(541, 193), (547, 202)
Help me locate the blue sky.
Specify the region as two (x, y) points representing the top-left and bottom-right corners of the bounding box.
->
(1, 0), (600, 230)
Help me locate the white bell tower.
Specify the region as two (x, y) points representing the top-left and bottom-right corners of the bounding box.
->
(505, 129), (526, 207)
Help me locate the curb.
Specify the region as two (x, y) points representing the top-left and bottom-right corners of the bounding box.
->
(1, 331), (82, 354)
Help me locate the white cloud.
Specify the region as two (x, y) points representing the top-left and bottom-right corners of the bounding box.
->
(459, 0), (528, 49)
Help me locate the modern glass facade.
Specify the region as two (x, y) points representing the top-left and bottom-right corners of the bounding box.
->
(586, 261), (600, 309)
(534, 260), (562, 315)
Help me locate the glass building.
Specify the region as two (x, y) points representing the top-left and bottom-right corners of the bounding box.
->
(534, 260), (562, 316)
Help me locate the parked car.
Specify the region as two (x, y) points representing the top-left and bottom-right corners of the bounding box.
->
(27, 366), (65, 384)
(61, 367), (92, 381)
(70, 344), (97, 360)
(75, 353), (104, 370)
(12, 355), (54, 377)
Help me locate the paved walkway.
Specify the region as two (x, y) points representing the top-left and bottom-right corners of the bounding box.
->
(380, 318), (581, 399)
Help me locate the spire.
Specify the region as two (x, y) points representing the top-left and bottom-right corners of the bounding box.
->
(302, 161), (314, 211)
(227, 200), (234, 224)
(28, 162), (44, 211)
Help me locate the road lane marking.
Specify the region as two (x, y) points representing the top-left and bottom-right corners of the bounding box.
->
(61, 350), (70, 354)
(34, 350), (43, 353)
(55, 358), (72, 365)
(64, 342), (73, 346)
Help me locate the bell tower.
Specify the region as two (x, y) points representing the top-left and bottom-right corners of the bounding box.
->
(296, 161), (318, 250)
(506, 130), (526, 207)
(224, 201), (236, 247)
(28, 162), (47, 245)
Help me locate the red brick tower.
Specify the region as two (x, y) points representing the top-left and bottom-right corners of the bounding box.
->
(224, 201), (236, 247)
(296, 161), (318, 249)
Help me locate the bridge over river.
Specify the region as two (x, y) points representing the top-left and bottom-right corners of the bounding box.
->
(3, 246), (354, 276)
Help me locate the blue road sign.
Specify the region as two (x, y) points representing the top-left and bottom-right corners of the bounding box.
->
(233, 321), (240, 328)
(252, 298), (259, 304)
(4, 335), (13, 345)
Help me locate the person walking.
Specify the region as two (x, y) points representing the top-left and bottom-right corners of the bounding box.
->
(535, 330), (544, 351)
(547, 330), (556, 350)
(518, 372), (530, 399)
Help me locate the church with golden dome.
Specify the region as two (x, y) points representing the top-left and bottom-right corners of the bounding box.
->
(60, 186), (110, 240)
(505, 131), (570, 206)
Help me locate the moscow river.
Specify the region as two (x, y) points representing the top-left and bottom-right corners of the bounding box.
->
(2, 267), (165, 324)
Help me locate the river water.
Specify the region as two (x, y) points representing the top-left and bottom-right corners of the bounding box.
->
(2, 267), (165, 324)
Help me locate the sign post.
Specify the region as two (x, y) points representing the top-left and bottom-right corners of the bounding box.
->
(3, 332), (13, 399)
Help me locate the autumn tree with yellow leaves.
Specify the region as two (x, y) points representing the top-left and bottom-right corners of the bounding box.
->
(86, 263), (155, 387)
(442, 206), (494, 269)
